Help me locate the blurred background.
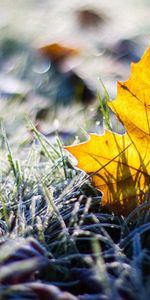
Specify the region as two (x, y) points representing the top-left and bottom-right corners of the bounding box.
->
(0, 0), (150, 147)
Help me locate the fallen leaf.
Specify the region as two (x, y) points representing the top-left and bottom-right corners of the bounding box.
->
(76, 8), (106, 29)
(65, 46), (150, 215)
(39, 42), (79, 63)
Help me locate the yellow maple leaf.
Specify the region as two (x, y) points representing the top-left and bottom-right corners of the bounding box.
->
(65, 47), (150, 216)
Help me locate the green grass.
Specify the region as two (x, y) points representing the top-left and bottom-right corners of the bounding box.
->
(0, 106), (149, 300)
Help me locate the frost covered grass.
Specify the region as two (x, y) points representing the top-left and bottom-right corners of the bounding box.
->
(0, 95), (149, 300)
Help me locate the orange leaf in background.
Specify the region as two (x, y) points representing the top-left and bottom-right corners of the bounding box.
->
(39, 42), (79, 62)
(65, 47), (150, 216)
